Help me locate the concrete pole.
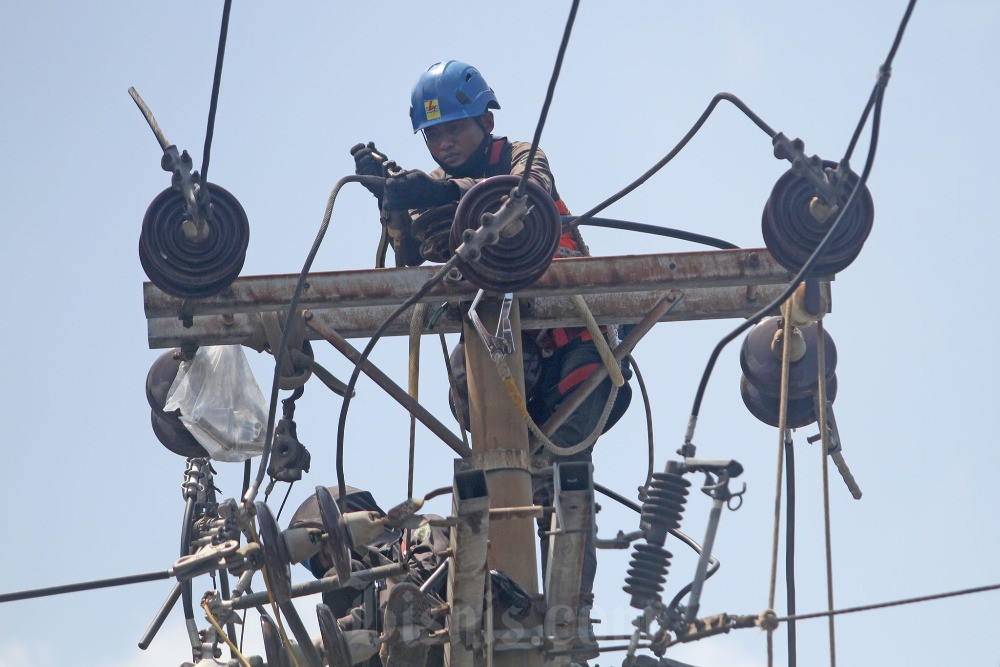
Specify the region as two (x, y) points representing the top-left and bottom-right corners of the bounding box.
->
(462, 297), (542, 667)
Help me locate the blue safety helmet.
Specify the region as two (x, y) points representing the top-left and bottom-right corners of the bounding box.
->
(409, 60), (500, 133)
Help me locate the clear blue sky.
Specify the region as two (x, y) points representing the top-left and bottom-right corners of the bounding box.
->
(1, 2), (998, 666)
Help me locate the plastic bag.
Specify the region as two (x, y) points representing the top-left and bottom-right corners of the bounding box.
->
(164, 345), (268, 462)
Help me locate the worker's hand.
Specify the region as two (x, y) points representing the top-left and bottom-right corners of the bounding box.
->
(383, 170), (459, 210)
(350, 142), (388, 198)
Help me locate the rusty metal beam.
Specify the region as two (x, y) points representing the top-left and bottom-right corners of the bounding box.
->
(144, 250), (827, 348)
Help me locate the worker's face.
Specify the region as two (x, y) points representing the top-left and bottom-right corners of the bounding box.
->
(423, 112), (494, 168)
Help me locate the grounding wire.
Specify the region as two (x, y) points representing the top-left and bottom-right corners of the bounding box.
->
(567, 216), (739, 250)
(566, 93), (778, 230)
(244, 174), (383, 507)
(199, 0), (233, 185)
(515, 0), (580, 198)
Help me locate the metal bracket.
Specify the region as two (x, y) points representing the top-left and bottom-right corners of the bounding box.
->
(468, 290), (516, 360)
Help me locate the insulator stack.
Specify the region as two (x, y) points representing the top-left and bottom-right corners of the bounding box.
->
(624, 543), (672, 610)
(624, 463), (691, 609)
(642, 470), (691, 545)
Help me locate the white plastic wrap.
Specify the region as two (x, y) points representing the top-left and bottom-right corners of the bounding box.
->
(164, 345), (268, 462)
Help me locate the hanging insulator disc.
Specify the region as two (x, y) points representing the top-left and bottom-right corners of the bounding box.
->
(317, 604), (352, 667)
(740, 316), (836, 400)
(315, 486), (354, 585)
(255, 501), (293, 600)
(260, 616), (291, 667)
(139, 182), (249, 299)
(761, 160), (873, 275)
(740, 373), (838, 429)
(146, 348), (208, 457)
(411, 202), (457, 263)
(449, 175), (561, 292)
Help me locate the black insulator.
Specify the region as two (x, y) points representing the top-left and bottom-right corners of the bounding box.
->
(260, 615), (290, 667)
(255, 501), (293, 601)
(449, 175), (561, 292)
(411, 202), (457, 263)
(624, 543), (672, 610)
(139, 182), (250, 299)
(761, 160), (874, 275)
(145, 348), (208, 458)
(641, 471), (691, 545)
(740, 316), (837, 400)
(317, 603), (351, 666)
(739, 316), (838, 428)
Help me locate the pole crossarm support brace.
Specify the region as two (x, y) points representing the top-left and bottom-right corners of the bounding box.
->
(143, 249), (830, 348)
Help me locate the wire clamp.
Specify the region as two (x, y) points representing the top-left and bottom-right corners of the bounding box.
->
(468, 289), (516, 361)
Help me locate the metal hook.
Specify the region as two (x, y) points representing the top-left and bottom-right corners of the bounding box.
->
(468, 290), (516, 361)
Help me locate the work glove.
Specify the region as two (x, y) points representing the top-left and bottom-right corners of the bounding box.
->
(382, 169), (459, 210)
(350, 142), (388, 199)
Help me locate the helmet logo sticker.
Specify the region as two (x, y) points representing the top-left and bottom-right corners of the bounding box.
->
(424, 99), (441, 121)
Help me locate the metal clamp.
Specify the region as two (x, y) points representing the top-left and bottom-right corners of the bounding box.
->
(468, 290), (516, 360)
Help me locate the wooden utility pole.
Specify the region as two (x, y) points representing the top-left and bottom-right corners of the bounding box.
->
(462, 298), (542, 666)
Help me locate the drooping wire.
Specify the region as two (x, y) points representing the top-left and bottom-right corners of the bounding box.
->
(567, 93), (778, 230)
(515, 0), (580, 198)
(626, 355), (656, 492)
(243, 175), (384, 507)
(683, 48), (898, 449)
(334, 255), (462, 502)
(568, 216), (739, 250)
(684, 0), (916, 439)
(199, 0), (233, 185)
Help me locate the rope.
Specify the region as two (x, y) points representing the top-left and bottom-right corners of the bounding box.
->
(408, 303), (426, 502)
(766, 304), (794, 667)
(202, 598), (252, 667)
(494, 355), (618, 457)
(816, 319), (837, 666)
(571, 295), (624, 387)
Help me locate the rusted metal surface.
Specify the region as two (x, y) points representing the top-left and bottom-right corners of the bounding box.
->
(144, 249), (830, 347)
(305, 316), (472, 458)
(144, 249), (798, 317)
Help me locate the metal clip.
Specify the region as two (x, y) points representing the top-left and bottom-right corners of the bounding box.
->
(468, 290), (516, 360)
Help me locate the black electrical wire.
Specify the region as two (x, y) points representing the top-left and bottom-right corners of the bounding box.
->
(785, 431), (797, 667)
(245, 174), (382, 506)
(683, 0), (913, 439)
(180, 495), (196, 623)
(515, 0), (580, 198)
(566, 215), (739, 250)
(567, 93), (777, 230)
(843, 0), (917, 163)
(334, 254), (462, 502)
(625, 354), (656, 492)
(199, 0), (233, 185)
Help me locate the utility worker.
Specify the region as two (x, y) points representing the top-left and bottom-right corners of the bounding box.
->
(351, 60), (630, 663)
